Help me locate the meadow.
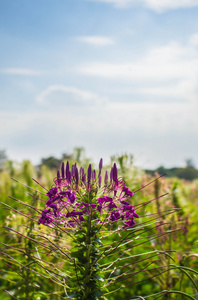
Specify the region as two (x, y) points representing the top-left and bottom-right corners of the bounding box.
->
(0, 154), (198, 299)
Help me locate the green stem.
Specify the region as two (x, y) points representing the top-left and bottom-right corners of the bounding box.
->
(83, 215), (92, 299)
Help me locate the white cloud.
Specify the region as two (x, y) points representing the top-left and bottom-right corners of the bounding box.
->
(189, 33), (198, 46)
(1, 96), (197, 168)
(36, 85), (107, 106)
(0, 68), (41, 75)
(87, 0), (133, 8)
(78, 39), (198, 102)
(79, 41), (198, 81)
(75, 36), (115, 46)
(136, 80), (197, 101)
(144, 0), (198, 12)
(88, 0), (198, 12)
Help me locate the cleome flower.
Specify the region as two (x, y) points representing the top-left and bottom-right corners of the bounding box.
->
(38, 159), (139, 228)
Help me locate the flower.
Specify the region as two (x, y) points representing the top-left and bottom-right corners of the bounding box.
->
(38, 159), (139, 229)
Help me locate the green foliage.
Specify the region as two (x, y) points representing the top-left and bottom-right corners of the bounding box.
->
(0, 155), (198, 299)
(145, 165), (198, 181)
(175, 167), (198, 181)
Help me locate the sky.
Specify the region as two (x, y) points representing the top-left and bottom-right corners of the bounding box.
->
(0, 0), (198, 169)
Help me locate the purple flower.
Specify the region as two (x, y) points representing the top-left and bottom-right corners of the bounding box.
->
(98, 176), (102, 188)
(65, 191), (76, 204)
(92, 170), (96, 180)
(107, 201), (117, 209)
(57, 170), (61, 179)
(122, 204), (133, 212)
(46, 197), (56, 207)
(123, 219), (135, 228)
(81, 202), (89, 209)
(38, 209), (53, 225)
(97, 203), (102, 213)
(75, 168), (79, 185)
(80, 203), (97, 211)
(109, 211), (121, 222)
(47, 187), (58, 198)
(67, 220), (76, 228)
(66, 161), (70, 178)
(82, 174), (86, 185)
(97, 196), (113, 204)
(112, 163), (118, 182)
(87, 164), (92, 182)
(99, 158), (103, 172)
(120, 200), (129, 205)
(125, 211), (133, 218)
(50, 203), (58, 216)
(132, 210), (139, 218)
(39, 158), (139, 229)
(79, 215), (85, 222)
(122, 186), (133, 197)
(71, 164), (76, 178)
(90, 203), (97, 209)
(61, 162), (65, 178)
(80, 167), (84, 177)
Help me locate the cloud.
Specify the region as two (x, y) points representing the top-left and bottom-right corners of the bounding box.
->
(79, 42), (198, 81)
(87, 0), (133, 8)
(75, 36), (115, 46)
(189, 33), (198, 46)
(88, 0), (198, 12)
(143, 0), (198, 12)
(78, 38), (198, 102)
(0, 68), (41, 76)
(136, 80), (197, 102)
(36, 85), (107, 106)
(1, 96), (197, 168)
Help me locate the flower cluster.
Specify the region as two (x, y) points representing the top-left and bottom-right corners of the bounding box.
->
(38, 159), (139, 229)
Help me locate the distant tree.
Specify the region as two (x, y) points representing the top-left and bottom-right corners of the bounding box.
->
(175, 166), (198, 181)
(0, 149), (7, 171)
(72, 147), (85, 162)
(156, 166), (167, 175)
(145, 164), (198, 180)
(62, 153), (73, 161)
(185, 159), (195, 168)
(41, 156), (62, 169)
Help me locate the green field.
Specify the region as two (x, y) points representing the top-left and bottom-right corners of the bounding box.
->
(1, 157), (198, 299)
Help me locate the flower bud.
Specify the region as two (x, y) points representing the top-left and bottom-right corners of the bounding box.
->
(87, 164), (92, 182)
(66, 161), (70, 179)
(99, 158), (103, 172)
(98, 175), (102, 188)
(92, 170), (96, 180)
(61, 162), (65, 178)
(113, 163), (118, 182)
(71, 164), (76, 178)
(80, 167), (84, 177)
(57, 170), (61, 179)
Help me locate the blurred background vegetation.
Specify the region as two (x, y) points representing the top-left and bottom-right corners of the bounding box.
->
(0, 148), (198, 299)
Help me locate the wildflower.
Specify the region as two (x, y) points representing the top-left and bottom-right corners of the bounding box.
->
(38, 159), (139, 229)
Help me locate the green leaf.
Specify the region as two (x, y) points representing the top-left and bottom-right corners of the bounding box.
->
(67, 293), (78, 299)
(94, 274), (104, 281)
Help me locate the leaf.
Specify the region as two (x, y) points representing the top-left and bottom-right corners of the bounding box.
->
(94, 274), (104, 281)
(67, 293), (78, 299)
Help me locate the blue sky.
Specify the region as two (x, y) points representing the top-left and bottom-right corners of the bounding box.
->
(0, 0), (198, 168)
